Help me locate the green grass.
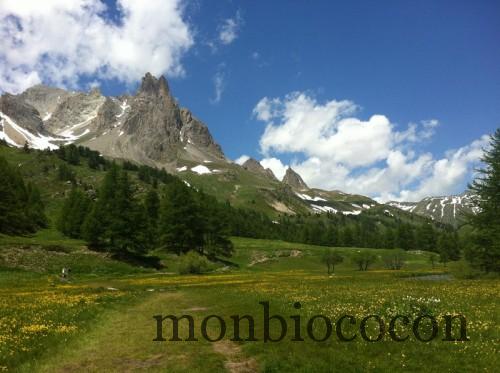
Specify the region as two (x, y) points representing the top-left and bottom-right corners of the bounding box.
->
(1, 237), (498, 372)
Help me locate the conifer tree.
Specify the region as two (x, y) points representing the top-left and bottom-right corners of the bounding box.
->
(58, 188), (91, 238)
(197, 192), (233, 258)
(0, 156), (29, 233)
(25, 183), (47, 229)
(82, 164), (147, 253)
(158, 181), (203, 255)
(466, 128), (500, 273)
(0, 156), (46, 234)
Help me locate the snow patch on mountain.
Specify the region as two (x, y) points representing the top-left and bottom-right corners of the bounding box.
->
(295, 192), (327, 202)
(0, 111), (58, 150)
(191, 165), (211, 174)
(311, 204), (337, 213)
(115, 100), (130, 118)
(342, 210), (362, 216)
(57, 114), (97, 141)
(386, 201), (417, 212)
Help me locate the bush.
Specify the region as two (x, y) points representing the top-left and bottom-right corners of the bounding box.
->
(178, 251), (213, 275)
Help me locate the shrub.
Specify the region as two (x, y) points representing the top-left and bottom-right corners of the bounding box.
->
(178, 251), (213, 275)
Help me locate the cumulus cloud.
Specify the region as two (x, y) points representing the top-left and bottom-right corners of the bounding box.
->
(260, 157), (289, 180)
(218, 11), (242, 45)
(0, 0), (194, 93)
(253, 92), (489, 202)
(234, 154), (250, 165)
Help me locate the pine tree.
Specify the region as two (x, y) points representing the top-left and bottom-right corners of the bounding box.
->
(108, 170), (148, 253)
(82, 205), (103, 247)
(417, 223), (437, 252)
(81, 165), (147, 253)
(466, 128), (500, 273)
(197, 192), (233, 258)
(58, 188), (91, 238)
(158, 181), (203, 255)
(25, 183), (47, 228)
(0, 156), (30, 233)
(0, 156), (47, 234)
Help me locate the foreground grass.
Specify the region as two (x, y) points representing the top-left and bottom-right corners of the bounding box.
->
(0, 237), (498, 371)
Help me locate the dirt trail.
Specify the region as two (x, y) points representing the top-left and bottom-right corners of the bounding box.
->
(18, 291), (238, 373)
(213, 340), (259, 373)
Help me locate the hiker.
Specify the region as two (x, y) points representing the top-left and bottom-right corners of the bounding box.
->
(61, 267), (71, 280)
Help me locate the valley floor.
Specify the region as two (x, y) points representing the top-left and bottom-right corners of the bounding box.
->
(1, 238), (499, 372)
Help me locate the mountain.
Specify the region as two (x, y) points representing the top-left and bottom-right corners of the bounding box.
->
(0, 73), (225, 168)
(386, 191), (478, 226)
(282, 167), (309, 190)
(241, 157), (278, 181)
(0, 74), (468, 225)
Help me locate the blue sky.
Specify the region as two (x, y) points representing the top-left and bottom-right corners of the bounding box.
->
(1, 0), (499, 200)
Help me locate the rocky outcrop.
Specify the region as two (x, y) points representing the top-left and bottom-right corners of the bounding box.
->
(121, 73), (184, 162)
(242, 158), (278, 181)
(0, 94), (44, 135)
(180, 108), (225, 160)
(2, 72), (225, 165)
(282, 167), (308, 190)
(19, 84), (72, 120)
(94, 98), (122, 132)
(44, 89), (105, 134)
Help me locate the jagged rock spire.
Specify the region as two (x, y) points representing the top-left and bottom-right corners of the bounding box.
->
(139, 72), (170, 97)
(242, 158), (278, 181)
(282, 167), (308, 190)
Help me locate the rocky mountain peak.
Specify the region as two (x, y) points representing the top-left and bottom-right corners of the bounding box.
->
(282, 167), (309, 190)
(241, 158), (278, 181)
(139, 72), (170, 97)
(2, 73), (225, 166)
(242, 158), (264, 172)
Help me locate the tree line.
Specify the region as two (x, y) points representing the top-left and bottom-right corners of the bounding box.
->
(58, 163), (234, 259)
(0, 156), (46, 234)
(1, 128), (498, 274)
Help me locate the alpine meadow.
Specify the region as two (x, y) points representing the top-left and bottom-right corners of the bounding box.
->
(0, 1), (499, 372)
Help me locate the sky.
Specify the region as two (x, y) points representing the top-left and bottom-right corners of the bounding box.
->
(1, 0), (499, 201)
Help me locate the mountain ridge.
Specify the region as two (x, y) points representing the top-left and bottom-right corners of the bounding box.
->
(0, 74), (474, 224)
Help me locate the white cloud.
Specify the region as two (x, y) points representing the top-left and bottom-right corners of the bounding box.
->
(260, 157), (288, 180)
(253, 92), (489, 202)
(234, 154), (250, 165)
(0, 0), (194, 93)
(218, 11), (242, 45)
(252, 97), (283, 122)
(210, 67), (225, 104)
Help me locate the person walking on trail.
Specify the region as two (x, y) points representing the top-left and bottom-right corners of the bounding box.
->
(61, 267), (71, 280)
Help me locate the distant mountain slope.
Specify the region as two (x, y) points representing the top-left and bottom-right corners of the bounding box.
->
(0, 74), (470, 226)
(387, 192), (478, 225)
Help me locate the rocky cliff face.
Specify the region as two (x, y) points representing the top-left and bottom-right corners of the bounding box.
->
(0, 94), (45, 135)
(242, 158), (278, 181)
(44, 89), (105, 135)
(19, 84), (72, 121)
(0, 73), (225, 166)
(282, 167), (309, 190)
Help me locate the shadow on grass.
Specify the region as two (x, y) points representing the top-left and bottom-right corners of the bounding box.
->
(109, 250), (164, 269)
(212, 256), (240, 268)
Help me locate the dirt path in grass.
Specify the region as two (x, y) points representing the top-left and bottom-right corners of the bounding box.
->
(213, 340), (259, 373)
(18, 290), (258, 373)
